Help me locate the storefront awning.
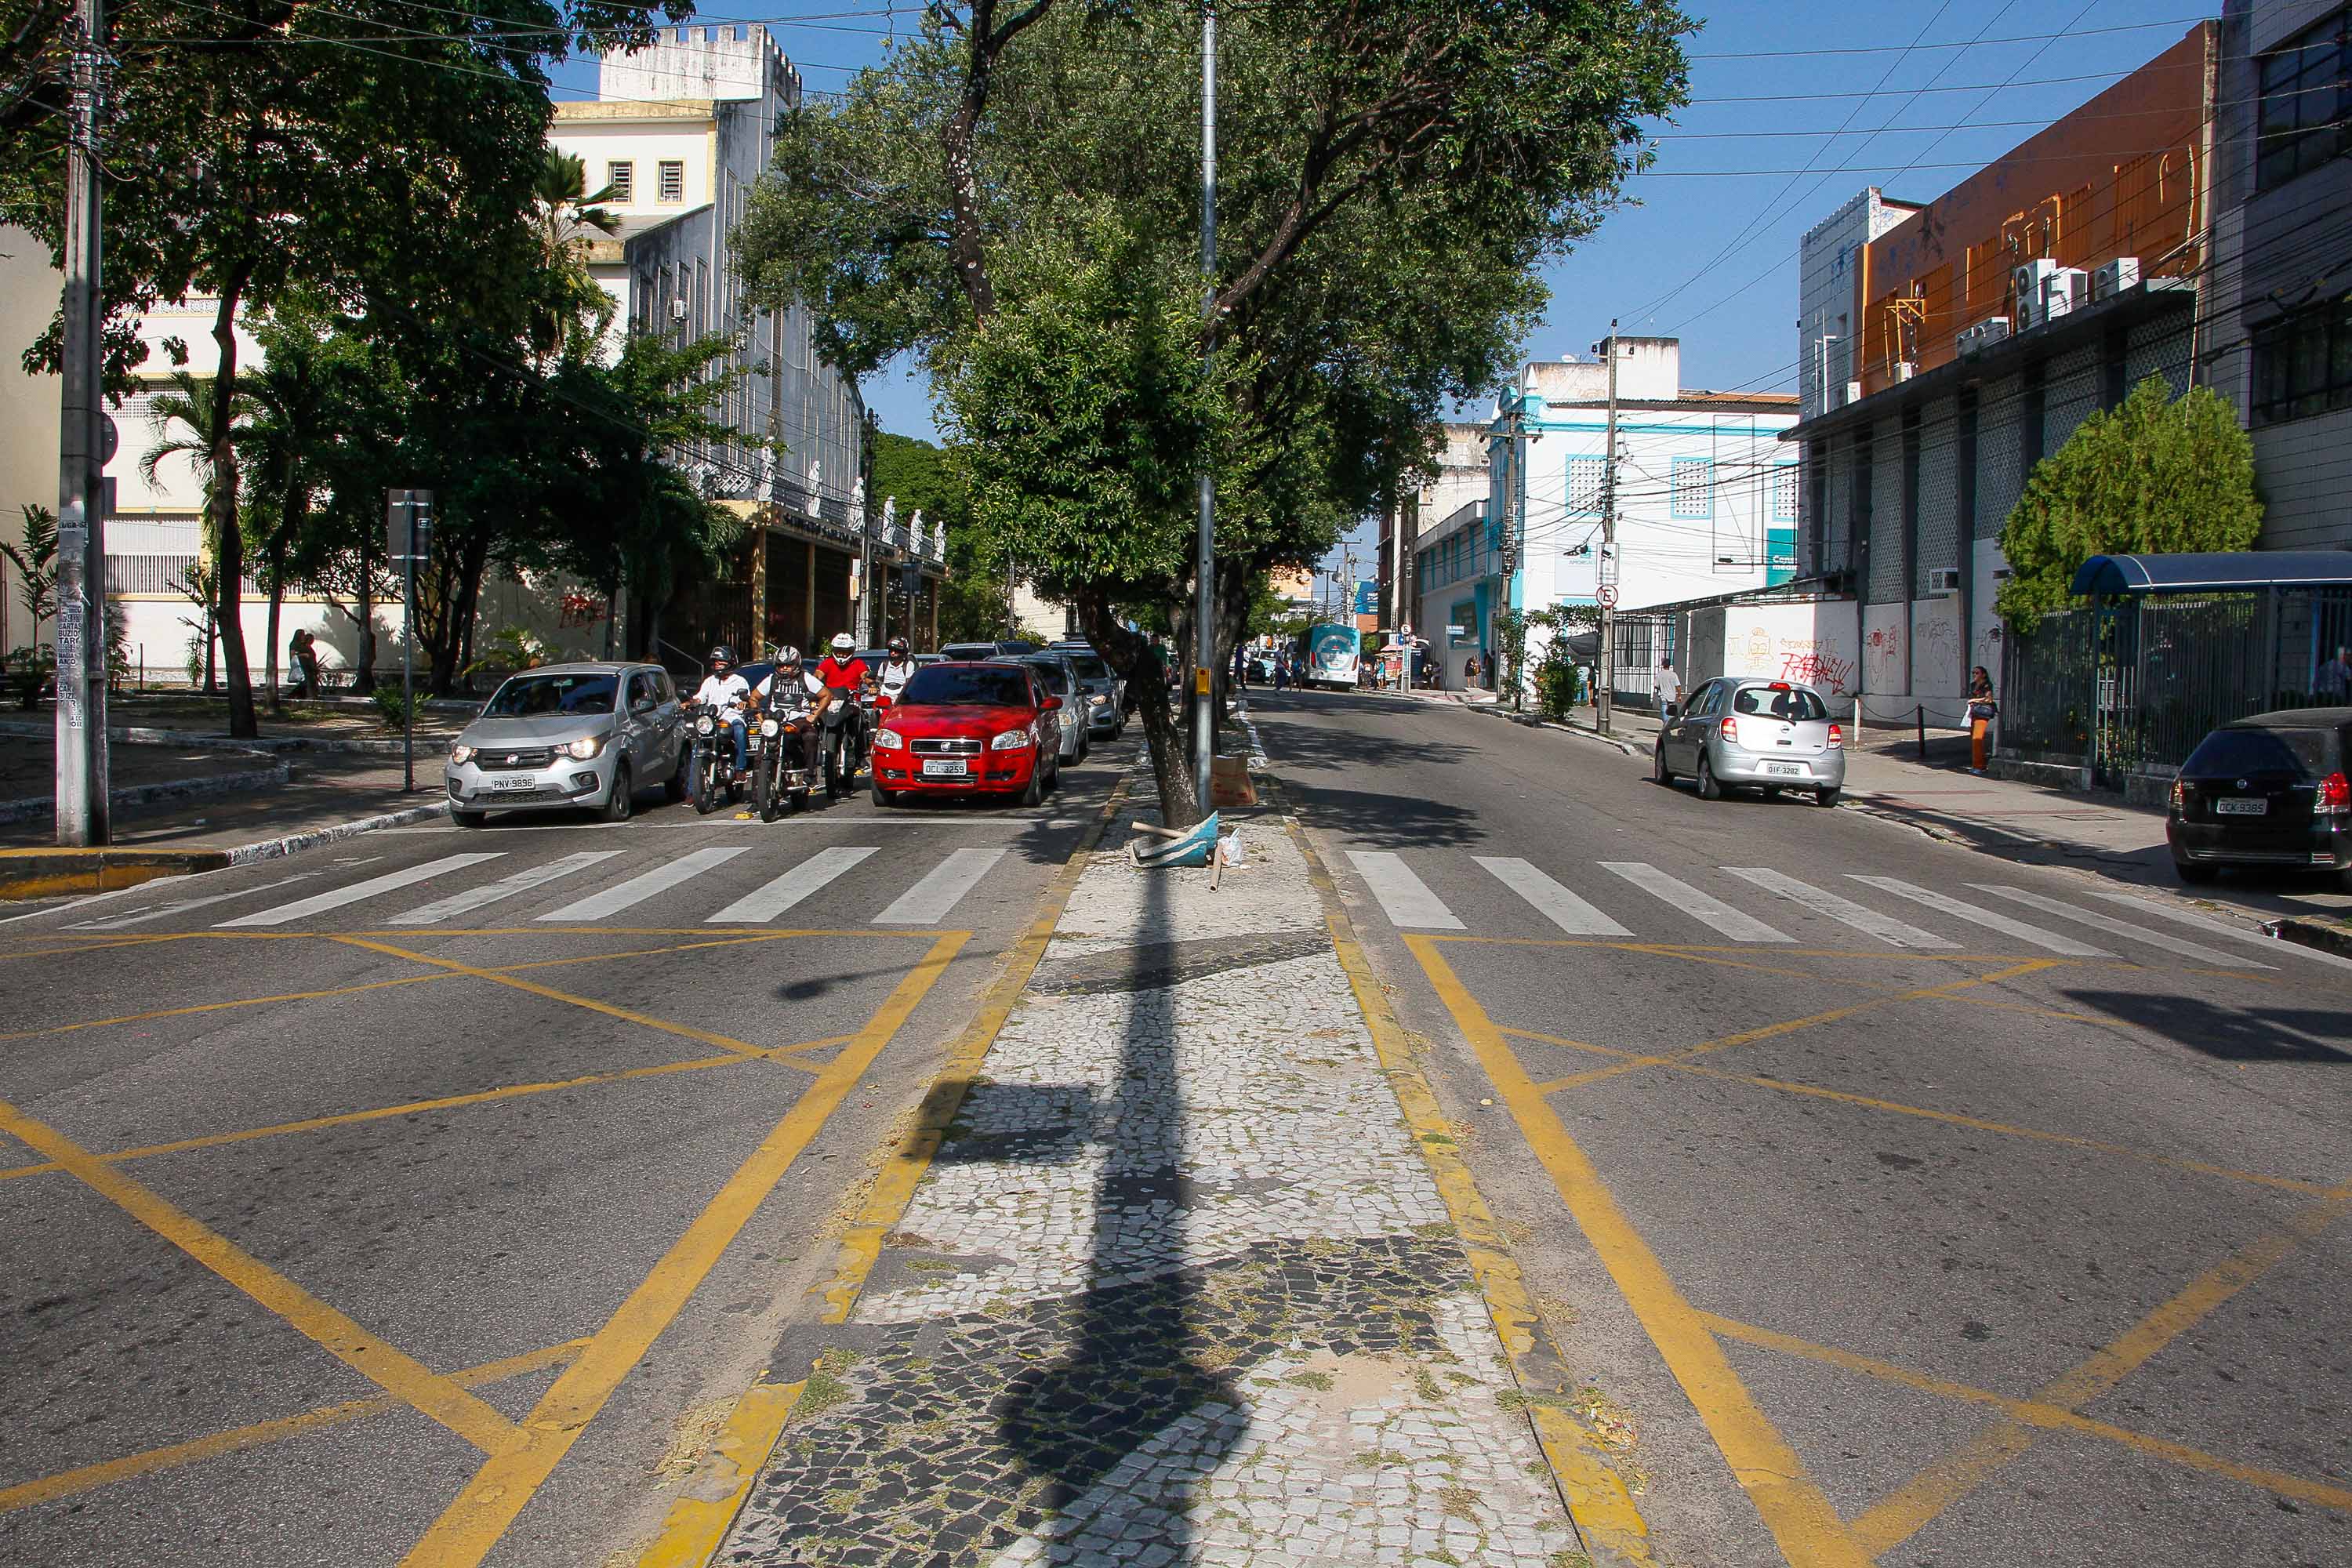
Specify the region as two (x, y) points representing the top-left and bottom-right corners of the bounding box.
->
(2069, 551), (2352, 595)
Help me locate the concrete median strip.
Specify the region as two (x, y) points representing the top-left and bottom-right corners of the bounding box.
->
(0, 845), (234, 901)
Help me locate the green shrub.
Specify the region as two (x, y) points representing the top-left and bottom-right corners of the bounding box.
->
(371, 686), (418, 728)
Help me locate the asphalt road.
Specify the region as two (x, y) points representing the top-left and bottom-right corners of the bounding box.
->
(1261, 688), (2352, 1568)
(0, 741), (1130, 1568)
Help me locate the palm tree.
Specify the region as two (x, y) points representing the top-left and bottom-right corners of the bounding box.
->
(241, 345), (330, 715)
(142, 371), (245, 694)
(528, 149), (623, 366)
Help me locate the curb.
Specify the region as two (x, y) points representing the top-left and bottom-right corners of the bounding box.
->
(0, 717), (459, 757)
(0, 760), (293, 826)
(2266, 916), (2352, 960)
(224, 798), (452, 865)
(1464, 702), (1644, 757)
(0, 845), (234, 901)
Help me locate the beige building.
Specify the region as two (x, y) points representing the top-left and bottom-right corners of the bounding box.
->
(0, 225), (60, 661)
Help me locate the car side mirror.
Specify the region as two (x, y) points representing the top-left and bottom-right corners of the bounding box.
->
(632, 696), (656, 715)
(1042, 695), (1062, 712)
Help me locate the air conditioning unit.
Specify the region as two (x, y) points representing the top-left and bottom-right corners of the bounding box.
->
(2012, 260), (2057, 329)
(1991, 565), (2014, 582)
(1956, 317), (2012, 356)
(1843, 380), (1864, 407)
(1891, 361), (1917, 383)
(2092, 256), (2142, 301)
(669, 298), (688, 321)
(1926, 566), (1962, 595)
(2042, 268), (2089, 322)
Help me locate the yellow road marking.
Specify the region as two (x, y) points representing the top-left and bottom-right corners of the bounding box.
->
(1403, 933), (1875, 1568)
(1849, 1192), (2350, 1555)
(1499, 1025), (2343, 1200)
(631, 778), (1132, 1568)
(1524, 960), (2056, 1095)
(402, 931), (967, 1568)
(0, 1099), (518, 1454)
(1700, 1312), (2352, 1516)
(0, 1339), (586, 1516)
(0, 971), (459, 1044)
(0, 933), (192, 963)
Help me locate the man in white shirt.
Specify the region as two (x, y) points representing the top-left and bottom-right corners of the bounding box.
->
(753, 646), (820, 775)
(877, 637), (919, 703)
(1658, 657), (1684, 721)
(692, 647), (752, 779)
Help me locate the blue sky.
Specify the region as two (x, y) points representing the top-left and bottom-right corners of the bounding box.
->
(556, 0), (2215, 572)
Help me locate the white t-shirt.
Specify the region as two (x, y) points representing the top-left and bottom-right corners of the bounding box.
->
(755, 670), (812, 712)
(693, 672), (750, 718)
(879, 659), (918, 698)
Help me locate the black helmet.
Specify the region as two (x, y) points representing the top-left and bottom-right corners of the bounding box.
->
(709, 645), (734, 665)
(889, 637), (910, 656)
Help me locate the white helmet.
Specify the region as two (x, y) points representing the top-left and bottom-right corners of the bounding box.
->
(829, 633), (855, 653)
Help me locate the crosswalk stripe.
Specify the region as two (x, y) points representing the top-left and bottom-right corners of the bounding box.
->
(71, 874), (317, 931)
(1599, 862), (1791, 943)
(536, 847), (748, 922)
(1725, 868), (1958, 949)
(387, 851), (624, 926)
(1848, 877), (2114, 956)
(874, 847), (1007, 925)
(2079, 891), (2315, 953)
(709, 847), (879, 924)
(1346, 851), (1465, 931)
(215, 855), (505, 928)
(1475, 856), (1632, 936)
(1968, 885), (2270, 969)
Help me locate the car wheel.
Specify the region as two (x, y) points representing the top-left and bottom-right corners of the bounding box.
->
(695, 753), (722, 815)
(1814, 786), (1841, 809)
(452, 808), (486, 829)
(1697, 754), (1723, 800)
(602, 761), (634, 822)
(1651, 743), (1673, 786)
(663, 746), (689, 804)
(1018, 764), (1046, 808)
(870, 778), (893, 808)
(2176, 859), (2220, 885)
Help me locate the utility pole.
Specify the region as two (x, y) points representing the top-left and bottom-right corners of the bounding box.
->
(1597, 318), (1621, 736)
(53, 0), (109, 847)
(1192, 2), (1218, 817)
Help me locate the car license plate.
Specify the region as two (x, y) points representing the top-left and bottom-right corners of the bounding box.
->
(921, 759), (968, 777)
(1762, 761), (1806, 777)
(2216, 797), (2267, 816)
(489, 775), (537, 792)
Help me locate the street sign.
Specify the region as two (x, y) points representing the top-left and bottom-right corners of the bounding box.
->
(385, 488), (434, 562)
(98, 413), (117, 464)
(1597, 584), (1620, 609)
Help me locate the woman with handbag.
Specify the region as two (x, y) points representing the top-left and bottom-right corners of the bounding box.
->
(1967, 666), (1998, 773)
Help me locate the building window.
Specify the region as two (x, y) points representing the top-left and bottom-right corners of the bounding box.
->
(2251, 298), (2352, 426)
(2257, 10), (2351, 192)
(1671, 456), (1714, 520)
(1566, 456), (1607, 514)
(1771, 463), (1799, 522)
(657, 158), (685, 203)
(606, 161), (633, 202)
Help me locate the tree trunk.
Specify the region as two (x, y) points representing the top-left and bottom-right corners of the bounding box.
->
(1078, 595), (1200, 829)
(354, 530), (378, 694)
(209, 274), (258, 739)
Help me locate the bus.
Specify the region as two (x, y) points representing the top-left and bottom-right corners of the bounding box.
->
(1303, 623), (1361, 690)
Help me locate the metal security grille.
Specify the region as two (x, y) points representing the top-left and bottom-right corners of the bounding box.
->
(911, 737), (983, 756)
(476, 747), (556, 771)
(658, 160), (684, 203)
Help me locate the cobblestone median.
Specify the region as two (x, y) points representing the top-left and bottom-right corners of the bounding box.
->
(720, 784), (1585, 1567)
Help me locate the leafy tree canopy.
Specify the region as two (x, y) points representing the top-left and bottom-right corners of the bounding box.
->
(1997, 376), (2263, 623)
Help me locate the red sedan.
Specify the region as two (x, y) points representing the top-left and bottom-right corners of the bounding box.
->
(869, 662), (1063, 807)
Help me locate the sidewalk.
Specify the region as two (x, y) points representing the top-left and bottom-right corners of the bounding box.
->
(665, 774), (1636, 1567)
(0, 749), (445, 858)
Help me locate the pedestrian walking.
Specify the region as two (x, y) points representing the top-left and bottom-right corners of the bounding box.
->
(1461, 654), (1481, 688)
(1657, 657), (1683, 719)
(1967, 665), (1998, 773)
(288, 629), (321, 699)
(2318, 644), (2352, 699)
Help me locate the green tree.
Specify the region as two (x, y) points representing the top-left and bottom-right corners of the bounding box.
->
(138, 370), (241, 691)
(869, 431), (1006, 644)
(1997, 376), (2263, 623)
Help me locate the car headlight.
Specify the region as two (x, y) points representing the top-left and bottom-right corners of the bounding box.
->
(565, 735), (606, 760)
(760, 718), (780, 738)
(876, 728), (904, 750)
(449, 744), (475, 765)
(1091, 692), (1109, 706)
(991, 728), (1033, 750)
(695, 714), (715, 735)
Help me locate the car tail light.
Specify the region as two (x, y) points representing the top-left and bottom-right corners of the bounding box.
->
(1719, 716), (1738, 746)
(2318, 771), (2350, 817)
(2169, 778), (2186, 814)
(1826, 723), (1843, 748)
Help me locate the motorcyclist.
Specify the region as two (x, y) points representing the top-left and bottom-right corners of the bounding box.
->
(877, 637), (918, 704)
(751, 645), (819, 773)
(818, 632), (871, 698)
(691, 646), (750, 779)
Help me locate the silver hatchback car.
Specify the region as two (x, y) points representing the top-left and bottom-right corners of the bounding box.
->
(1653, 677), (1846, 807)
(445, 662), (688, 826)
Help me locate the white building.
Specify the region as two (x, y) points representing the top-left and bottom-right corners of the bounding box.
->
(1797, 188), (1922, 422)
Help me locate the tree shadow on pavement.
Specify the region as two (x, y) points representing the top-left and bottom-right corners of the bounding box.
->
(2064, 990), (2352, 1063)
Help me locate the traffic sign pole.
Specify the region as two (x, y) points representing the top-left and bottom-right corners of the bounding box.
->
(387, 489), (434, 792)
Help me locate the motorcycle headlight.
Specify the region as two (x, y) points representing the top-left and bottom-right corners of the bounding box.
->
(564, 735), (606, 760)
(449, 744), (475, 765)
(876, 728), (905, 750)
(760, 719), (780, 738)
(695, 715), (715, 735)
(990, 728), (1033, 750)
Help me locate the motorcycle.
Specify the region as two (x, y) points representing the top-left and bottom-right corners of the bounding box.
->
(751, 703), (818, 822)
(817, 687), (868, 801)
(688, 703), (743, 815)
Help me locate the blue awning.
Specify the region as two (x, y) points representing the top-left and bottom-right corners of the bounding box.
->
(2069, 551), (2352, 595)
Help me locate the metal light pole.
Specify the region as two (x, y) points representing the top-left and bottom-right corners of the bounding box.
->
(1192, 2), (1218, 816)
(1597, 318), (1621, 736)
(387, 490), (432, 793)
(53, 0), (108, 846)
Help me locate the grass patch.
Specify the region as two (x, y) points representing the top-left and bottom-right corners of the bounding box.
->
(793, 1346), (864, 1422)
(1439, 1486), (1481, 1523)
(1284, 1370), (1335, 1392)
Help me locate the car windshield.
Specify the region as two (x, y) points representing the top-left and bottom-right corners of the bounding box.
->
(901, 666), (1033, 706)
(1018, 660), (1072, 694)
(1733, 685), (1829, 722)
(484, 671), (615, 717)
(940, 644), (998, 661)
(1068, 655), (1111, 681)
(2185, 726), (2336, 778)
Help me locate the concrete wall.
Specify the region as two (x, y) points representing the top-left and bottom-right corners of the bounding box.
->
(0, 225), (60, 659)
(1684, 599), (1859, 697)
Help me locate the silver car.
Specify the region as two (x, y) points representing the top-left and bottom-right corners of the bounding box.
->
(445, 662), (688, 826)
(1653, 677), (1845, 807)
(1002, 654), (1087, 764)
(1058, 649), (1124, 737)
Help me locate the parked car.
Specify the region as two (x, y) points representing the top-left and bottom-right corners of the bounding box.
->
(2167, 708), (2352, 888)
(1653, 677), (1844, 807)
(869, 661), (1063, 807)
(445, 662), (687, 826)
(1058, 648), (1123, 737)
(939, 639), (1040, 661)
(1003, 652), (1088, 764)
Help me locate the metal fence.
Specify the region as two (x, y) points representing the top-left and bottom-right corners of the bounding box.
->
(1609, 612), (1673, 704)
(2001, 587), (2352, 785)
